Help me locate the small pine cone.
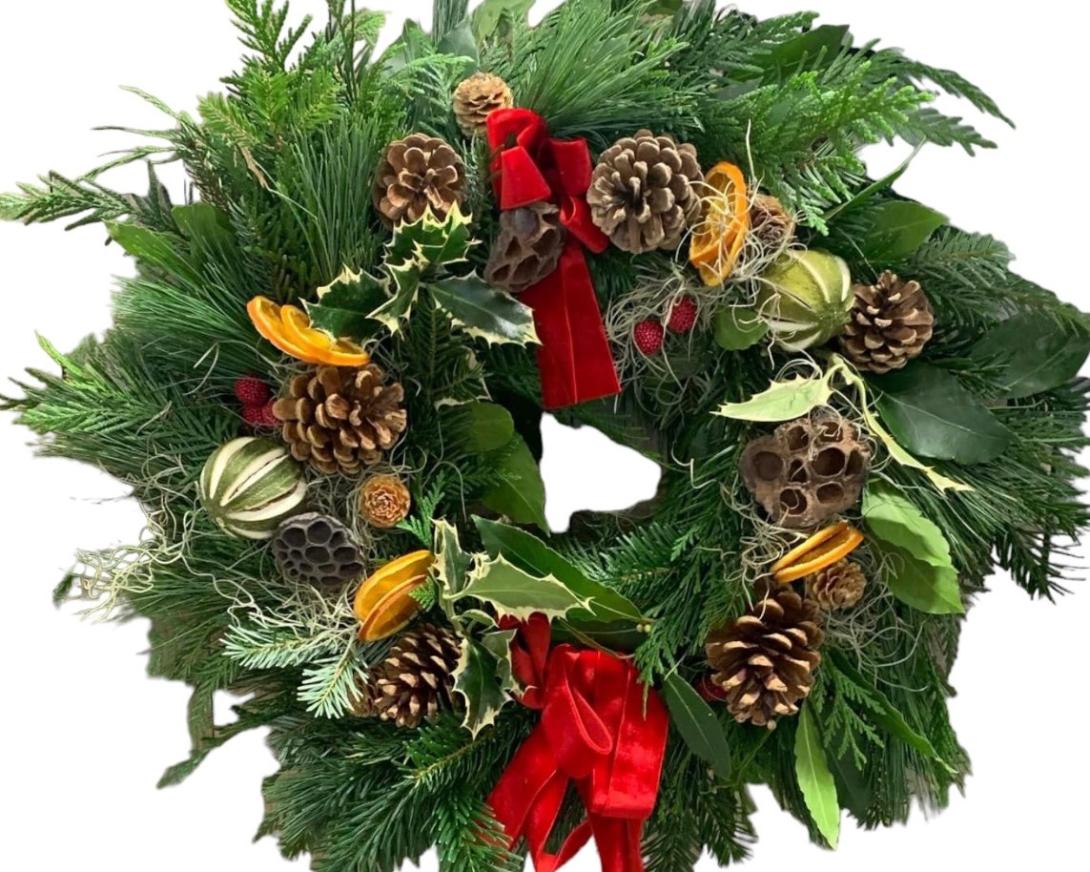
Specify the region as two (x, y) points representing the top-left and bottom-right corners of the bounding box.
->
(839, 272), (935, 374)
(706, 586), (825, 728)
(587, 130), (704, 254)
(453, 72), (513, 137)
(273, 365), (407, 476)
(352, 624), (462, 728)
(806, 560), (867, 611)
(359, 474), (412, 529)
(373, 133), (466, 225)
(747, 194), (796, 255)
(484, 202), (566, 292)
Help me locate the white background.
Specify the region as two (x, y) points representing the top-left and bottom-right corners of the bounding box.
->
(1, 1), (1087, 869)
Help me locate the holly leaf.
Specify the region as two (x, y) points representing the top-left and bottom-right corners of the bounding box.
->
(457, 555), (590, 622)
(386, 203), (474, 273)
(857, 200), (948, 261)
(862, 483), (952, 570)
(368, 281), (419, 334)
(452, 630), (517, 737)
(482, 433), (548, 530)
(716, 370), (836, 422)
(970, 312), (1090, 399)
(713, 306), (769, 351)
(872, 362), (1013, 464)
(795, 705), (841, 849)
(431, 275), (539, 346)
(662, 673), (732, 781)
(442, 401), (515, 453)
(474, 517), (645, 626)
(306, 267), (387, 340)
(433, 519), (472, 600)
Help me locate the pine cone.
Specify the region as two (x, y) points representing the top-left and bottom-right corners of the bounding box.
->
(587, 130), (703, 254)
(352, 624), (461, 728)
(706, 586), (825, 728)
(453, 72), (513, 137)
(273, 365), (407, 476)
(839, 272), (935, 374)
(272, 512), (366, 587)
(806, 560), (867, 611)
(359, 474), (412, 529)
(373, 133), (466, 225)
(484, 202), (565, 292)
(748, 194), (796, 255)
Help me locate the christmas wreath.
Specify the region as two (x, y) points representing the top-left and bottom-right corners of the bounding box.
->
(3, 1), (1088, 870)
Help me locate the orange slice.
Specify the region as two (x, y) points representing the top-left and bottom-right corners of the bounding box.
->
(247, 296), (323, 363)
(354, 550), (435, 641)
(279, 304), (370, 368)
(690, 161), (751, 286)
(771, 523), (864, 584)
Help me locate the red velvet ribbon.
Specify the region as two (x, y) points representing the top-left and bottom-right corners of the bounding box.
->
(487, 108), (621, 409)
(489, 616), (668, 872)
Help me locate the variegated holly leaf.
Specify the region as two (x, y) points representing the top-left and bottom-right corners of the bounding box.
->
(431, 275), (539, 347)
(368, 282), (420, 334)
(306, 267), (388, 341)
(386, 203), (474, 274)
(452, 629), (517, 737)
(716, 369), (836, 422)
(433, 518), (472, 601)
(456, 555), (590, 621)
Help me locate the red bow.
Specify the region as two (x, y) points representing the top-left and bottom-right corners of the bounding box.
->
(487, 108), (621, 410)
(489, 616), (668, 872)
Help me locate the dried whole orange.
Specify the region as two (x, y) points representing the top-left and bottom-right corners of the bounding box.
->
(690, 161), (751, 286)
(771, 523), (864, 584)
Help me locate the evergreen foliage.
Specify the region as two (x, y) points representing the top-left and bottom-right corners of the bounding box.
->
(2, 2), (1087, 870)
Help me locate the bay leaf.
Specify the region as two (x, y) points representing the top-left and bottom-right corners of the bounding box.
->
(442, 401), (515, 453)
(482, 433), (548, 530)
(970, 312), (1090, 399)
(862, 483), (951, 569)
(872, 362), (1013, 464)
(858, 200), (947, 261)
(872, 539), (964, 615)
(662, 673), (733, 781)
(795, 706), (840, 848)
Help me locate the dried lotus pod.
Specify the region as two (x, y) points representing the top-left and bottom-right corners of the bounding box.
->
(484, 202), (566, 292)
(741, 413), (870, 529)
(272, 512), (366, 587)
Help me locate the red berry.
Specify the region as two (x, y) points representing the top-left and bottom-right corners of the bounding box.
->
(667, 296), (698, 334)
(633, 319), (665, 356)
(259, 399), (281, 428)
(234, 375), (271, 406)
(242, 404), (266, 427)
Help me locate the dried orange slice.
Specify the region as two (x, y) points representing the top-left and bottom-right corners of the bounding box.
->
(771, 523), (864, 584)
(247, 296), (323, 364)
(690, 161), (751, 286)
(354, 550), (435, 641)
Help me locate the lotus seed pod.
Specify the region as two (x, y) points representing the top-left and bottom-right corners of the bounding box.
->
(756, 249), (853, 351)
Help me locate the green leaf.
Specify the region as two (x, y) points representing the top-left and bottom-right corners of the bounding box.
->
(171, 202), (233, 247)
(759, 25), (850, 76)
(970, 312), (1090, 399)
(873, 539), (964, 615)
(472, 0), (533, 43)
(662, 673), (732, 781)
(872, 362), (1013, 464)
(442, 401), (515, 453)
(436, 19), (478, 62)
(824, 145), (922, 223)
(716, 370), (836, 422)
(457, 555), (590, 622)
(795, 705), (841, 849)
(306, 267), (387, 340)
(482, 434), (548, 530)
(713, 306), (769, 351)
(858, 200), (947, 260)
(863, 483), (952, 569)
(452, 631), (517, 737)
(431, 275), (539, 346)
(474, 517), (645, 626)
(107, 222), (199, 285)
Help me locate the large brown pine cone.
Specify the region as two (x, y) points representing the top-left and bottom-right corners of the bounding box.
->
(351, 624), (461, 728)
(373, 133), (466, 225)
(453, 72), (513, 137)
(484, 202), (566, 292)
(587, 130), (704, 254)
(706, 586), (825, 728)
(272, 365), (407, 476)
(839, 271), (935, 374)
